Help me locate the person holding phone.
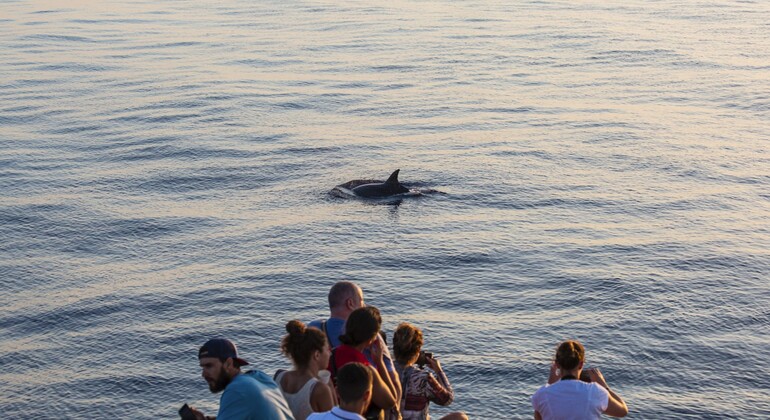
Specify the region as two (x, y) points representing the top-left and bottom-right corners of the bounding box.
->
(185, 338), (294, 420)
(392, 323), (467, 420)
(531, 340), (628, 420)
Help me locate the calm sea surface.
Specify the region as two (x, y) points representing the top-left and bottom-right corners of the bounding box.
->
(1, 0), (768, 418)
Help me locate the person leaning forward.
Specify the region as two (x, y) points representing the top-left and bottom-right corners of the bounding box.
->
(189, 338), (295, 420)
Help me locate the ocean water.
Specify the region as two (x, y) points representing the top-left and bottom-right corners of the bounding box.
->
(1, 0), (768, 418)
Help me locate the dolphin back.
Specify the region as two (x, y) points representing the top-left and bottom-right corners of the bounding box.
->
(351, 169), (410, 198)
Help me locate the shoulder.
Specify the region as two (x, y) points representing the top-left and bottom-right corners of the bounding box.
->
(531, 383), (552, 402)
(308, 319), (324, 329)
(311, 379), (334, 403)
(589, 382), (610, 404)
(409, 367), (430, 382)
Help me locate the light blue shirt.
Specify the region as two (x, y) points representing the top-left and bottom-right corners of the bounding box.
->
(218, 370), (294, 420)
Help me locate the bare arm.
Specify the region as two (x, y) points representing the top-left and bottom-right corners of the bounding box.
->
(370, 337), (399, 408)
(387, 361), (402, 404)
(310, 381), (335, 413)
(547, 361), (560, 385)
(370, 365), (398, 409)
(589, 368), (628, 418)
(376, 334), (402, 404)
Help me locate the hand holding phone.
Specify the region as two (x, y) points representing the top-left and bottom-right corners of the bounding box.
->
(179, 403), (197, 420)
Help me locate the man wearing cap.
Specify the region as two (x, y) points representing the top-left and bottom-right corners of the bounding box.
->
(189, 338), (294, 420)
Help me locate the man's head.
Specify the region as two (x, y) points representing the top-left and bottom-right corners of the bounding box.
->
(198, 338), (248, 393)
(328, 281), (365, 319)
(336, 362), (373, 412)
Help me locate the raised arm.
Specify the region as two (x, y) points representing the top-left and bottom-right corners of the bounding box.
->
(369, 338), (398, 409)
(589, 368), (628, 418)
(425, 356), (454, 406)
(369, 365), (398, 409)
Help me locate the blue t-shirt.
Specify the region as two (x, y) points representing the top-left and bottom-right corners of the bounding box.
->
(218, 370), (295, 420)
(308, 317), (395, 372)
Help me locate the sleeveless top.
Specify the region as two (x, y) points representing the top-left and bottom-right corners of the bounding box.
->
(275, 370), (320, 420)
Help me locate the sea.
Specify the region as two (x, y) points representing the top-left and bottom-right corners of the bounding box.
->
(1, 0), (768, 418)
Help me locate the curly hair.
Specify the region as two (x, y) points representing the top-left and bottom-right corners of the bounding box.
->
(392, 322), (423, 365)
(281, 320), (327, 368)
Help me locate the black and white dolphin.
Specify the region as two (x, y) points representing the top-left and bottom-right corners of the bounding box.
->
(350, 169), (410, 198)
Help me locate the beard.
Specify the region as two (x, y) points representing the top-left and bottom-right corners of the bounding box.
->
(207, 365), (232, 393)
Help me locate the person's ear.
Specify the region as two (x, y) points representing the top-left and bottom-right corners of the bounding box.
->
(578, 360), (584, 370)
(224, 358), (234, 370)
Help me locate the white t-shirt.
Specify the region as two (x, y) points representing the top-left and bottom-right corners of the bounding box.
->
(531, 379), (610, 420)
(307, 406), (366, 420)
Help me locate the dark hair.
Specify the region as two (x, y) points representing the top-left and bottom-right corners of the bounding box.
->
(336, 362), (373, 403)
(328, 281), (360, 309)
(339, 306), (381, 347)
(392, 322), (423, 365)
(555, 340), (585, 371)
(281, 320), (327, 368)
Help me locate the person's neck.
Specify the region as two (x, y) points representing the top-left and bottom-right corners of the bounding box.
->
(225, 369), (241, 387)
(560, 368), (580, 380)
(339, 400), (368, 416)
(296, 364), (319, 379)
(329, 309), (350, 321)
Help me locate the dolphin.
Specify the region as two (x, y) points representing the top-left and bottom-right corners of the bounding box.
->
(350, 169), (410, 198)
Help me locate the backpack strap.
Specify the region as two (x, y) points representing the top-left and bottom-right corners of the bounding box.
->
(329, 347), (339, 386)
(321, 320), (333, 349)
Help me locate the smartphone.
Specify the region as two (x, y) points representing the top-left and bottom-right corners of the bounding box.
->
(416, 351), (434, 367)
(179, 403), (196, 420)
(579, 368), (592, 383)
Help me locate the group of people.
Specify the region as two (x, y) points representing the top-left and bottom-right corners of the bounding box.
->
(185, 281), (628, 420)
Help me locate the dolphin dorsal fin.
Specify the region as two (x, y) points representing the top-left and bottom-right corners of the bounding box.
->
(385, 169), (400, 186)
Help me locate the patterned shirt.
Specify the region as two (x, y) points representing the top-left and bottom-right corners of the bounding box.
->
(395, 362), (454, 420)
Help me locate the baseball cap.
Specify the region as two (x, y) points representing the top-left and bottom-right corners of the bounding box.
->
(198, 338), (249, 366)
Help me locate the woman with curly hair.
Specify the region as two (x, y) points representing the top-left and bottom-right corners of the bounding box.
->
(392, 322), (467, 420)
(277, 320), (336, 420)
